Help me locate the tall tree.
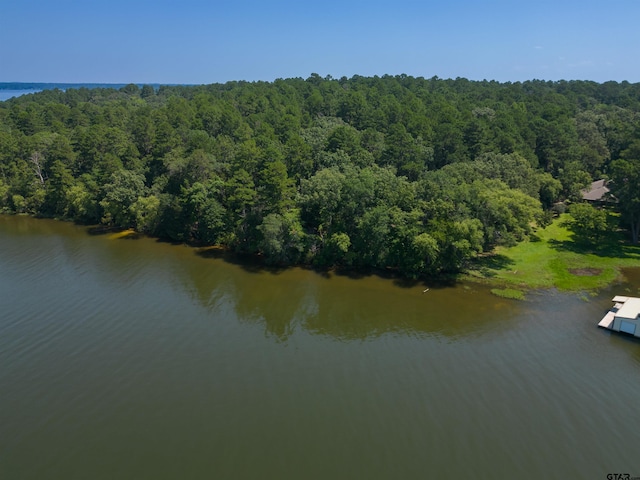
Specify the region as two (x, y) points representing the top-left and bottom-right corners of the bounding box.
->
(99, 170), (147, 227)
(610, 158), (640, 243)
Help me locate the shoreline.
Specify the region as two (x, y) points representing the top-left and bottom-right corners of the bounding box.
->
(6, 213), (640, 298)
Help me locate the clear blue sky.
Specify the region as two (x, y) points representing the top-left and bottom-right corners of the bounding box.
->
(1, 0), (638, 84)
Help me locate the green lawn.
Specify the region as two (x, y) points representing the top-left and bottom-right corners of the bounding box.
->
(468, 213), (640, 294)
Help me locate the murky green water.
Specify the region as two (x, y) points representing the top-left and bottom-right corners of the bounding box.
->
(1, 215), (640, 480)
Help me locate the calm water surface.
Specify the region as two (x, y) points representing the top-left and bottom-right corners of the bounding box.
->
(0, 90), (42, 101)
(1, 215), (639, 479)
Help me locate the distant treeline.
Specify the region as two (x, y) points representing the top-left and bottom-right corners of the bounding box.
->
(0, 82), (165, 91)
(1, 75), (640, 276)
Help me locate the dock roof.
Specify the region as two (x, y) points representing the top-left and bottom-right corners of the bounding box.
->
(615, 297), (640, 320)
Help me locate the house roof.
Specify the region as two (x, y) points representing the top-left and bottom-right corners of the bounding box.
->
(582, 179), (610, 202)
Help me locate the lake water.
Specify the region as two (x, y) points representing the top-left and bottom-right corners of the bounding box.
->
(0, 90), (42, 101)
(1, 215), (639, 479)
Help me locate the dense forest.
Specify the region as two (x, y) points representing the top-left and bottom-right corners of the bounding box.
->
(1, 75), (640, 277)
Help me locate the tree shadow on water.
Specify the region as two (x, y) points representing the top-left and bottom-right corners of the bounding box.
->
(390, 273), (458, 290)
(86, 225), (122, 236)
(195, 247), (290, 275)
(304, 263), (460, 290)
(193, 247), (461, 289)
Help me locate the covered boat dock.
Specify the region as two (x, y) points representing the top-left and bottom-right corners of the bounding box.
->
(598, 296), (640, 337)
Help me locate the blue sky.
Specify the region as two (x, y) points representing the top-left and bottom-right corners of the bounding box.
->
(1, 0), (638, 84)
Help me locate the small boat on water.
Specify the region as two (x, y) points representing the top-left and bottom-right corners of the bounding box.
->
(598, 296), (640, 338)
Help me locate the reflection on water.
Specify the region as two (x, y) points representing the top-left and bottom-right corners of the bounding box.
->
(0, 216), (527, 342)
(177, 245), (522, 342)
(2, 215), (640, 480)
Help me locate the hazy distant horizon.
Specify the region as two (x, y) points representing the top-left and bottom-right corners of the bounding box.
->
(1, 74), (638, 91)
(0, 82), (188, 101)
(1, 75), (638, 102)
(0, 82), (179, 89)
(3, 75), (639, 102)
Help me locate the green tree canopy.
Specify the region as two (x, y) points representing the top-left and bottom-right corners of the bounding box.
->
(2, 75), (640, 278)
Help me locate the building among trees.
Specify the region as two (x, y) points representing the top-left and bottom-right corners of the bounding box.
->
(581, 179), (611, 203)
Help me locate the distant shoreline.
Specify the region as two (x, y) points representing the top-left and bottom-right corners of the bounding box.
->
(0, 82), (185, 90)
(0, 82), (129, 91)
(0, 82), (181, 101)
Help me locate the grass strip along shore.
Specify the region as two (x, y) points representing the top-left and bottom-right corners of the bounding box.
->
(468, 213), (640, 299)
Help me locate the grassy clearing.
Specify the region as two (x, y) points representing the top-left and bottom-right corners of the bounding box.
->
(468, 213), (640, 294)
